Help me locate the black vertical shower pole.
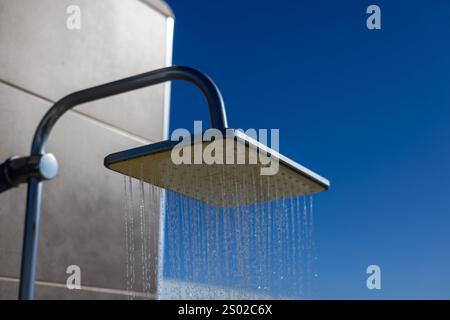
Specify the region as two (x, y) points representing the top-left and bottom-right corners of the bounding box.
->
(0, 66), (228, 299)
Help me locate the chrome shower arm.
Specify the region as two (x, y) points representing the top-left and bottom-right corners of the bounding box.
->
(32, 65), (228, 154)
(15, 65), (228, 300)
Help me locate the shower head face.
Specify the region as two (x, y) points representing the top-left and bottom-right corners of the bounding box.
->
(104, 131), (329, 208)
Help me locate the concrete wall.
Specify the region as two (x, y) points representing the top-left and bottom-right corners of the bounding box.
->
(0, 0), (173, 299)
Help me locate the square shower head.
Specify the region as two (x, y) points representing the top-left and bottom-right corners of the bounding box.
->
(104, 131), (329, 208)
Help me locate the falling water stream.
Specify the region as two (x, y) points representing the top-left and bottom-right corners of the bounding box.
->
(123, 170), (317, 299)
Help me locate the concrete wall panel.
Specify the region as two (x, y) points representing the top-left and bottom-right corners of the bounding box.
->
(0, 0), (173, 299)
(0, 0), (173, 141)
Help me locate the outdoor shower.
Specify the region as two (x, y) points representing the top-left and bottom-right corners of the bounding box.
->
(0, 66), (329, 300)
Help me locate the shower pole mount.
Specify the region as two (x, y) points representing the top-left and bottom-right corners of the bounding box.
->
(0, 66), (228, 300)
(0, 154), (58, 193)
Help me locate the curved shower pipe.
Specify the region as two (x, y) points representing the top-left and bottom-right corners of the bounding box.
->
(0, 66), (228, 299)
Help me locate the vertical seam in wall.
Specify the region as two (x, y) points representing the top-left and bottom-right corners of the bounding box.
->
(162, 17), (174, 140)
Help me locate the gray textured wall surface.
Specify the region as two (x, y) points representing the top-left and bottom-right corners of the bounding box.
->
(0, 0), (173, 299)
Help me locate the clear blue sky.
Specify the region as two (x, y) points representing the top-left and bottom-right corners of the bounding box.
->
(166, 0), (450, 299)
